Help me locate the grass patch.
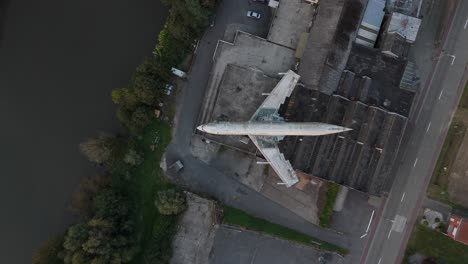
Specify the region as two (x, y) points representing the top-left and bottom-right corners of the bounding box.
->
(430, 121), (466, 187)
(222, 206), (349, 255)
(319, 183), (339, 228)
(405, 225), (468, 263)
(128, 121), (177, 264)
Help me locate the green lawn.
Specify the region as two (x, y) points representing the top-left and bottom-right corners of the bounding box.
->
(405, 225), (468, 263)
(223, 206), (348, 255)
(128, 121), (178, 264)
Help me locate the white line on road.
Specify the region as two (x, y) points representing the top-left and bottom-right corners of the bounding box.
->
(413, 158), (418, 167)
(401, 192), (406, 202)
(465, 19), (468, 29)
(387, 229), (392, 239)
(366, 210), (375, 233)
(426, 122), (431, 132)
(439, 89), (444, 100)
(378, 258), (382, 264)
(449, 54), (456, 65)
(360, 233), (367, 239)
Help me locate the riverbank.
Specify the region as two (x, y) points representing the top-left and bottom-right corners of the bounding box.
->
(0, 1), (167, 262)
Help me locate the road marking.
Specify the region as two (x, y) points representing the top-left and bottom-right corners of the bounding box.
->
(449, 54), (456, 65)
(413, 158), (418, 167)
(366, 210), (375, 233)
(426, 122), (431, 132)
(378, 258), (382, 264)
(360, 233), (367, 239)
(438, 90), (444, 100)
(465, 19), (468, 29)
(401, 192), (406, 202)
(387, 229), (392, 239)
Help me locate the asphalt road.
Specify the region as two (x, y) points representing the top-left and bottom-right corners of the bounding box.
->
(363, 1), (468, 263)
(0, 1), (167, 263)
(165, 1), (366, 263)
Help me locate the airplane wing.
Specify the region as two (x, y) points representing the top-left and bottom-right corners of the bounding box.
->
(249, 135), (298, 187)
(250, 70), (300, 122)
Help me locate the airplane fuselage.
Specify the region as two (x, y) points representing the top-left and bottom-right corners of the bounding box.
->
(197, 122), (351, 136)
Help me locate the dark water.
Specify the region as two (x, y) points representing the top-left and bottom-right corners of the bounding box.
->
(0, 1), (167, 262)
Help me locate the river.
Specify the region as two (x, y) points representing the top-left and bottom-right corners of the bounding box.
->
(0, 1), (167, 262)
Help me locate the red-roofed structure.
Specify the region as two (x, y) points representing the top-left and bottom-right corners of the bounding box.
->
(447, 214), (468, 245)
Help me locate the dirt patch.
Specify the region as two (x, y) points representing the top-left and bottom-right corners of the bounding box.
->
(170, 192), (220, 264)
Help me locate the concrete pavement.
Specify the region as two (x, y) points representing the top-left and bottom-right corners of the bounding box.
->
(363, 0), (468, 263)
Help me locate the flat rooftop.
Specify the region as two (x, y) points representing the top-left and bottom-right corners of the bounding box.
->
(386, 12), (421, 43)
(298, 0), (346, 88)
(198, 31), (295, 125)
(267, 0), (315, 49)
(204, 64), (281, 151)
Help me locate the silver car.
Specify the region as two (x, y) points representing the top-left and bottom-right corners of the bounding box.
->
(247, 11), (261, 19)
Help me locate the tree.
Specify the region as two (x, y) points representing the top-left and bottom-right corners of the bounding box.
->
(134, 84), (157, 106)
(71, 251), (88, 264)
(63, 224), (89, 252)
(93, 189), (130, 219)
(79, 133), (117, 164)
(70, 174), (111, 218)
(154, 189), (186, 215)
(131, 106), (154, 131)
(32, 235), (64, 264)
(111, 88), (139, 109)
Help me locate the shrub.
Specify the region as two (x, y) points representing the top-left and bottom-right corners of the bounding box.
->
(155, 189), (186, 215)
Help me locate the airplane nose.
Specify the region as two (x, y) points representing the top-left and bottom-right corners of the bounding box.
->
(197, 125), (205, 132)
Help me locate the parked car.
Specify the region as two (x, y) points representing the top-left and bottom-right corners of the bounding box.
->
(164, 84), (173, 95)
(252, 0), (268, 4)
(170, 160), (184, 173)
(171, 67), (187, 78)
(246, 11), (261, 19)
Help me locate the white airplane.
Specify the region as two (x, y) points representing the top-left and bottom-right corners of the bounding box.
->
(197, 70), (351, 187)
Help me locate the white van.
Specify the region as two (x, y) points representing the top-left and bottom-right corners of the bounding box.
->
(171, 67), (187, 78)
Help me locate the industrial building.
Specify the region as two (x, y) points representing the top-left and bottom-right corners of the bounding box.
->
(197, 0), (422, 196)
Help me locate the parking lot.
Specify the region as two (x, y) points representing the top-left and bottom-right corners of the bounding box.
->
(209, 226), (344, 264)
